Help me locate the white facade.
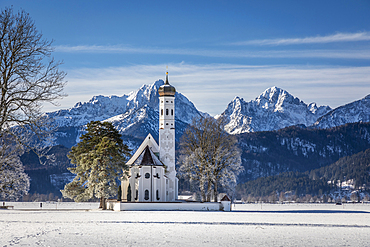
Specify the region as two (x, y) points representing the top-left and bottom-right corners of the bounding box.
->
(121, 72), (178, 202)
(121, 134), (168, 202)
(159, 96), (177, 201)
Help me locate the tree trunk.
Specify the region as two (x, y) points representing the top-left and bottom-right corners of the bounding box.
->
(213, 182), (218, 202)
(99, 197), (106, 209)
(206, 180), (212, 202)
(200, 180), (206, 202)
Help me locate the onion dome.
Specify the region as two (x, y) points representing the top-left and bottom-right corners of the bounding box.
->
(158, 72), (176, 97)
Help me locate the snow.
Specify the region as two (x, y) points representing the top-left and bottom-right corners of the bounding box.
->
(1, 203), (370, 246)
(221, 86), (332, 134)
(45, 80), (203, 149)
(313, 94), (370, 129)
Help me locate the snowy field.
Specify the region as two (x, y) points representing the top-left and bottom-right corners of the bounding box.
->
(1, 203), (370, 246)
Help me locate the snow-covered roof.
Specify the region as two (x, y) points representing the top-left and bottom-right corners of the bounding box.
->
(126, 133), (159, 165)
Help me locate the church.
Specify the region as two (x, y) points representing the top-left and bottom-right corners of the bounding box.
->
(120, 72), (178, 202)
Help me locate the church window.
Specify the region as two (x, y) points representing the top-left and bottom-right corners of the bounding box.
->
(127, 184), (132, 202)
(166, 109), (169, 115)
(171, 109), (173, 115)
(156, 190), (160, 200)
(144, 190), (149, 200)
(145, 173), (150, 179)
(161, 109), (163, 115)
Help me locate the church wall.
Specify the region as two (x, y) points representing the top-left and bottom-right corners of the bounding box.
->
(126, 165), (167, 202)
(159, 95), (176, 202)
(121, 178), (129, 202)
(130, 166), (139, 202)
(152, 166), (166, 202)
(140, 166), (152, 202)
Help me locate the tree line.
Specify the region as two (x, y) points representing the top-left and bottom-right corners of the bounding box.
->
(237, 148), (370, 200)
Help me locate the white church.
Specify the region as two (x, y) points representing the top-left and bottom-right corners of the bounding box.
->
(120, 72), (178, 202)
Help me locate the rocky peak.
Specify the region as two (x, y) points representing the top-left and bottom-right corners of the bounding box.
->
(220, 86), (332, 134)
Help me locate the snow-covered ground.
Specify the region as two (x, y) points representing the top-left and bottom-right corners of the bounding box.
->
(1, 203), (370, 246)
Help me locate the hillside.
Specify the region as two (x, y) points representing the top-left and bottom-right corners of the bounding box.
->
(236, 148), (370, 199)
(237, 122), (370, 182)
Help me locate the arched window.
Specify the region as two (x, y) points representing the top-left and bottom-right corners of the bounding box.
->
(166, 109), (169, 115)
(171, 109), (173, 115)
(144, 190), (149, 200)
(135, 190), (138, 200)
(161, 109), (163, 115)
(156, 190), (160, 200)
(127, 184), (132, 202)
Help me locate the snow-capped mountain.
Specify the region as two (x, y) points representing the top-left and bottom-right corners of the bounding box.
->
(47, 80), (200, 127)
(218, 86), (332, 134)
(47, 80), (203, 147)
(313, 94), (370, 129)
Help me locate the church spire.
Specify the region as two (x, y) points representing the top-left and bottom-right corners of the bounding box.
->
(165, 71), (169, 85)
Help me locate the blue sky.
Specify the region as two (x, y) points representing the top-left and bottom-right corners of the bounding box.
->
(2, 1), (370, 115)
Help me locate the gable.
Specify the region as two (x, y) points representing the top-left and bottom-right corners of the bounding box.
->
(131, 146), (164, 167)
(126, 133), (159, 165)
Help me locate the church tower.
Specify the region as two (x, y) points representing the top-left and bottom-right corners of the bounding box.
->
(158, 71), (178, 201)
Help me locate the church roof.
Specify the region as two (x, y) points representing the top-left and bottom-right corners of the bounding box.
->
(126, 133), (159, 165)
(131, 145), (164, 167)
(158, 72), (176, 97)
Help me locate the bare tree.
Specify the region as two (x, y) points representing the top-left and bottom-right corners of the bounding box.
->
(0, 7), (66, 137)
(0, 133), (30, 200)
(0, 7), (66, 200)
(179, 116), (243, 202)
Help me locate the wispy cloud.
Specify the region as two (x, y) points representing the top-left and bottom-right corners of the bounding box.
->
(55, 45), (370, 59)
(231, 31), (370, 46)
(44, 63), (370, 116)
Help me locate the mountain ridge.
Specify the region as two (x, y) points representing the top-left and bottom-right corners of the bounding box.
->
(47, 80), (203, 148)
(218, 86), (332, 134)
(313, 94), (370, 129)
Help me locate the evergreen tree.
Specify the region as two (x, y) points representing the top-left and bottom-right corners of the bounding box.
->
(61, 121), (131, 208)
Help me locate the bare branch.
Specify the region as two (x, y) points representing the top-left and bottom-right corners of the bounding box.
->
(179, 116), (244, 202)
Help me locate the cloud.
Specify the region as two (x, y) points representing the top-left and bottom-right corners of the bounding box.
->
(44, 63), (370, 116)
(55, 45), (370, 59)
(231, 31), (370, 46)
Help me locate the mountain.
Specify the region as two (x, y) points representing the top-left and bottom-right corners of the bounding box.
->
(313, 94), (370, 129)
(237, 122), (370, 182)
(20, 83), (370, 198)
(218, 86), (332, 134)
(47, 80), (203, 147)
